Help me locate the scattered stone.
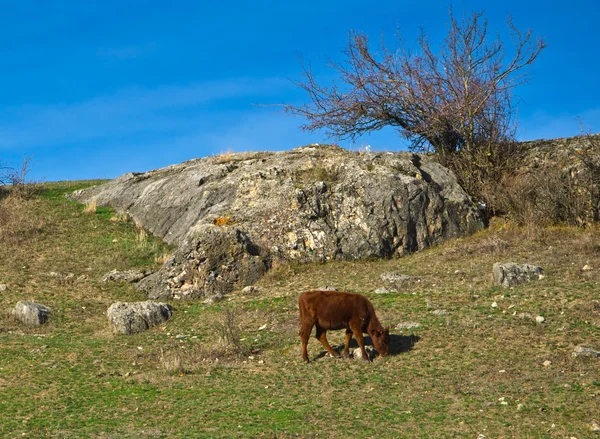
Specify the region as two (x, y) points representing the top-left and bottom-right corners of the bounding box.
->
(12, 301), (52, 326)
(543, 360), (552, 367)
(454, 270), (464, 275)
(241, 285), (261, 295)
(517, 403), (524, 411)
(77, 275), (88, 281)
(64, 273), (75, 280)
(591, 421), (600, 432)
(106, 301), (173, 335)
(492, 263), (544, 288)
(582, 265), (593, 271)
(517, 312), (533, 320)
(0, 284), (7, 291)
(102, 269), (149, 283)
(572, 346), (600, 358)
(395, 322), (422, 330)
(374, 287), (394, 294)
(491, 301), (498, 308)
(47, 272), (61, 278)
(202, 295), (223, 305)
(431, 309), (448, 316)
(535, 315), (546, 324)
(258, 324), (267, 331)
(380, 272), (414, 283)
(317, 286), (338, 291)
(352, 345), (376, 361)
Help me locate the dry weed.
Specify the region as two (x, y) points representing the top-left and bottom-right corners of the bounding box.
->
(110, 212), (130, 223)
(154, 252), (173, 265)
(215, 149), (235, 164)
(83, 199), (97, 214)
(136, 227), (148, 246)
(0, 193), (44, 244)
(159, 348), (185, 375)
(213, 308), (251, 357)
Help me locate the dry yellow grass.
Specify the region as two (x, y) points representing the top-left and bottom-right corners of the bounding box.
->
(83, 199), (97, 213)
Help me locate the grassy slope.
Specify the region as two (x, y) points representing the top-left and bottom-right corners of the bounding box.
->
(0, 182), (599, 439)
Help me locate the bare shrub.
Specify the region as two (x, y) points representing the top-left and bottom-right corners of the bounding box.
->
(0, 156), (39, 199)
(213, 308), (251, 357)
(159, 348), (185, 375)
(492, 161), (588, 227)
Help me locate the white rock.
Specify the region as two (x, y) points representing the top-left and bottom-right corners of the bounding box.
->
(12, 301), (52, 326)
(582, 265), (592, 271)
(106, 301), (173, 335)
(535, 315), (546, 324)
(491, 301), (498, 308)
(543, 360), (551, 367)
(395, 322), (421, 330)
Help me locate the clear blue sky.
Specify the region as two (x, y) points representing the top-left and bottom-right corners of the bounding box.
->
(1, 0), (599, 181)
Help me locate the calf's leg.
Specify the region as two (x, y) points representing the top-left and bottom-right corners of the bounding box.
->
(315, 325), (341, 358)
(300, 322), (313, 363)
(343, 329), (353, 358)
(350, 322), (370, 361)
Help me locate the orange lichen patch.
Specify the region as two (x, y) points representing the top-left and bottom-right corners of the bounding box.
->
(213, 216), (235, 226)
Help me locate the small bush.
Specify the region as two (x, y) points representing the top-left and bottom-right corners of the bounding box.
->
(213, 308), (251, 357)
(159, 348), (185, 375)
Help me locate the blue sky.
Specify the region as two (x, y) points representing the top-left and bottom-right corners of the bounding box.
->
(1, 0), (599, 181)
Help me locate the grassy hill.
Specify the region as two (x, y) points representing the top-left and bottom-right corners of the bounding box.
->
(1, 181), (599, 438)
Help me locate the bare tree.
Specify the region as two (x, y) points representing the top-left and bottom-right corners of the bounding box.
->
(284, 11), (546, 157)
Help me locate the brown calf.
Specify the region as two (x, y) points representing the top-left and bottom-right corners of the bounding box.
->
(298, 290), (390, 362)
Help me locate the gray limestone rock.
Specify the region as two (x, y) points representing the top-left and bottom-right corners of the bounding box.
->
(493, 263), (544, 288)
(12, 301), (51, 326)
(71, 145), (484, 300)
(572, 346), (600, 358)
(106, 301), (173, 335)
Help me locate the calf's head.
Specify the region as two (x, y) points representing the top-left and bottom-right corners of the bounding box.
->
(371, 327), (390, 357)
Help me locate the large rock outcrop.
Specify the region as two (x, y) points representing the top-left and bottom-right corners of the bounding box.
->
(71, 145), (484, 300)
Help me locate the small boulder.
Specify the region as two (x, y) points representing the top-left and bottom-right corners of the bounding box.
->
(374, 287), (394, 294)
(106, 301), (173, 335)
(241, 285), (261, 295)
(395, 321), (421, 330)
(572, 346), (600, 358)
(492, 263), (544, 288)
(317, 286), (338, 291)
(352, 346), (376, 361)
(12, 301), (52, 326)
(0, 284), (8, 292)
(380, 272), (414, 288)
(102, 269), (149, 283)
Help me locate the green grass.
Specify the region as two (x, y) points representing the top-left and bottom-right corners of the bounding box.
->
(1, 182), (600, 438)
